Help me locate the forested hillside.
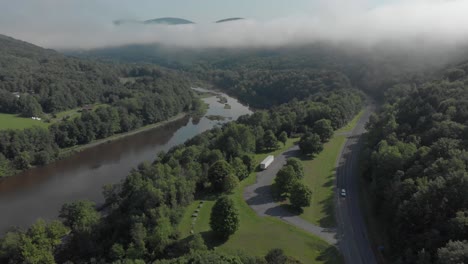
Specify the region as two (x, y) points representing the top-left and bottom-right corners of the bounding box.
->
(364, 62), (468, 263)
(69, 43), (434, 101)
(0, 34), (192, 115)
(0, 89), (363, 263)
(207, 69), (352, 108)
(0, 35), (199, 177)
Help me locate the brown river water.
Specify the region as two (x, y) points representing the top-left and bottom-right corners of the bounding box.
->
(0, 89), (251, 234)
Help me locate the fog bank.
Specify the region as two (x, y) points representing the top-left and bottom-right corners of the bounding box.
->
(1, 0), (468, 51)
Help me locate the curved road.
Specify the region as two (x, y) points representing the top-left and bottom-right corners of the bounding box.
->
(243, 104), (377, 264)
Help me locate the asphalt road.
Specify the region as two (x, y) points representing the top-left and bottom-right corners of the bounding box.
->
(335, 105), (378, 264)
(243, 105), (377, 264)
(243, 145), (337, 245)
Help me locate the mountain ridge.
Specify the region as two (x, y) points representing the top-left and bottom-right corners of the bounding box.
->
(216, 18), (244, 23)
(114, 17), (195, 26)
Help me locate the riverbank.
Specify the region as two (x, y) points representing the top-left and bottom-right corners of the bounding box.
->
(59, 112), (188, 157)
(0, 113), (189, 179)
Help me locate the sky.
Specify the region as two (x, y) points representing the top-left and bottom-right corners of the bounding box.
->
(1, 0), (468, 50)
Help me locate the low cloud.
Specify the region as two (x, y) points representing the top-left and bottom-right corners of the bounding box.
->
(1, 0), (468, 52)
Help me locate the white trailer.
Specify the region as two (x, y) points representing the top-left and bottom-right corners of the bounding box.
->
(260, 155), (274, 170)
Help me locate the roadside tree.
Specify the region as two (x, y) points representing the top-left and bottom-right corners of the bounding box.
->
(298, 133), (323, 156)
(210, 196), (240, 239)
(314, 119), (334, 142)
(290, 182), (312, 209)
(208, 160), (234, 192)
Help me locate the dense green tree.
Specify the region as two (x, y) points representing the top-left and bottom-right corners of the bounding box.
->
(223, 174), (240, 193)
(264, 130), (279, 150)
(289, 182), (312, 209)
(275, 166), (299, 196)
(0, 219), (68, 264)
(208, 160), (234, 192)
(449, 211), (468, 241)
(278, 131), (288, 146)
(285, 158), (304, 179)
(242, 154), (256, 173)
(265, 248), (288, 264)
(110, 243), (126, 261)
(210, 196), (240, 239)
(13, 151), (31, 170)
(363, 63), (468, 262)
(264, 248), (301, 263)
(298, 133), (323, 156)
(231, 157), (249, 181)
(437, 241), (468, 264)
(313, 119), (334, 142)
(18, 95), (43, 117)
(59, 200), (100, 233)
(187, 234), (207, 253)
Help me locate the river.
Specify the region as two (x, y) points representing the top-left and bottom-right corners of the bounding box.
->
(0, 89), (251, 234)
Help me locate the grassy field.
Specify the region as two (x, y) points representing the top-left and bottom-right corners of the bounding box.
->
(0, 113), (48, 130)
(178, 138), (343, 264)
(0, 104), (110, 131)
(291, 110), (363, 227)
(49, 103), (108, 123)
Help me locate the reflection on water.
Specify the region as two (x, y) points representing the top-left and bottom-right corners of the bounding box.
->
(0, 89), (251, 234)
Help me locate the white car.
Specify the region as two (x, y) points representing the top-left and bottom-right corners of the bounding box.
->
(340, 188), (347, 197)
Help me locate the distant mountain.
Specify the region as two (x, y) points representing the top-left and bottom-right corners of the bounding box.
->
(216, 18), (244, 23)
(144, 17), (195, 25)
(114, 17), (195, 26)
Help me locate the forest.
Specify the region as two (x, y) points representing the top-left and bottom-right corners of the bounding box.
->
(5, 31), (468, 263)
(71, 43), (432, 102)
(363, 61), (468, 263)
(0, 35), (199, 177)
(0, 89), (363, 263)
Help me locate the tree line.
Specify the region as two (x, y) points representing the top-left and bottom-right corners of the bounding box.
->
(363, 62), (468, 263)
(0, 72), (198, 177)
(207, 69), (352, 108)
(0, 89), (363, 263)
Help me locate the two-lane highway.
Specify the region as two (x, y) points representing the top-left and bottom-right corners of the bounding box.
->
(335, 105), (378, 264)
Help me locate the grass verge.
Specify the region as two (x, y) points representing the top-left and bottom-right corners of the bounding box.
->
(178, 138), (343, 264)
(277, 109), (363, 227)
(336, 110), (363, 133)
(297, 135), (346, 227)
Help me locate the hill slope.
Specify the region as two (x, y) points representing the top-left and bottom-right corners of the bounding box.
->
(113, 17), (195, 26)
(144, 17), (194, 25)
(0, 34), (192, 114)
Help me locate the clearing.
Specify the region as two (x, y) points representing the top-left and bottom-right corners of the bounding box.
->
(0, 113), (48, 130)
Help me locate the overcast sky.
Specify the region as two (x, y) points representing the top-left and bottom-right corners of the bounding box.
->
(1, 0), (467, 50)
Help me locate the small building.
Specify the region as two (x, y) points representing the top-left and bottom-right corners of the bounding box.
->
(12, 92), (20, 98)
(260, 155), (274, 170)
(82, 105), (93, 111)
